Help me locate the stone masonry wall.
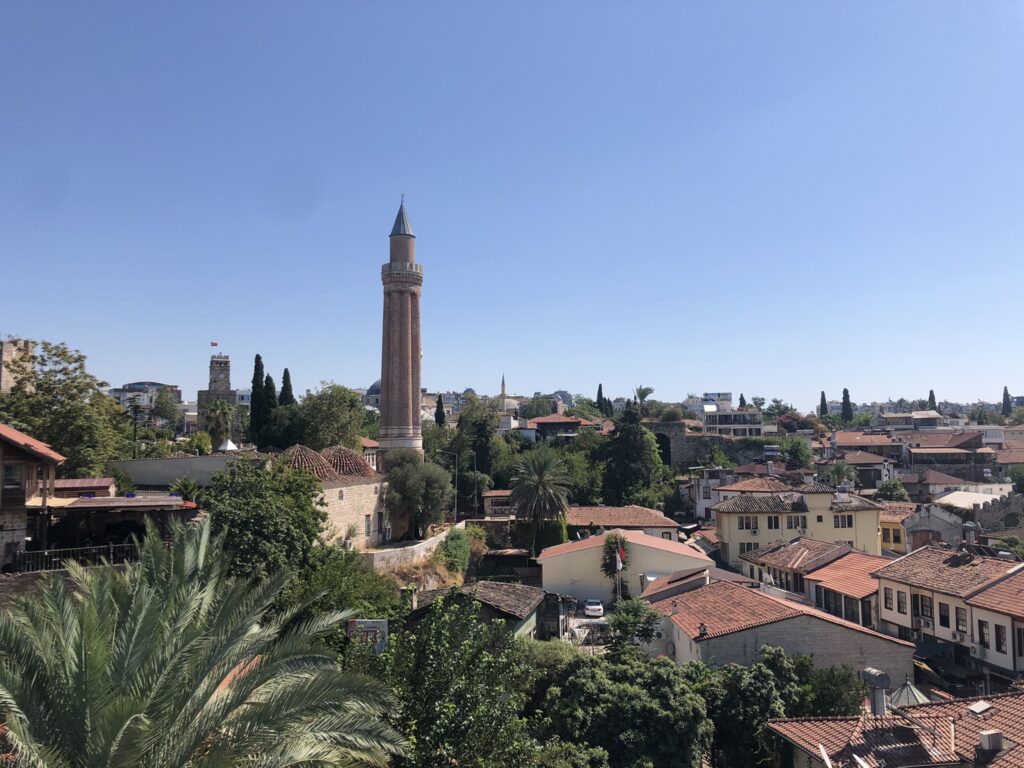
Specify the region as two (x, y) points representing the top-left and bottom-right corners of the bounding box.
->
(321, 478), (387, 549)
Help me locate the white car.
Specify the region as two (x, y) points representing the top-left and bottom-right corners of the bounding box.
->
(583, 599), (604, 618)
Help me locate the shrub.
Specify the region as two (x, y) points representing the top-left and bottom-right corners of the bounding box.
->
(434, 527), (471, 574)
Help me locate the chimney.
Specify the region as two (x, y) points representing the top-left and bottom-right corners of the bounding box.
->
(862, 667), (891, 716)
(976, 729), (1004, 764)
(767, 460), (774, 476)
(698, 622), (708, 637)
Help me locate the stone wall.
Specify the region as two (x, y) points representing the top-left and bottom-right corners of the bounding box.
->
(641, 423), (767, 469)
(111, 455), (262, 488)
(360, 521), (465, 572)
(321, 477), (388, 549)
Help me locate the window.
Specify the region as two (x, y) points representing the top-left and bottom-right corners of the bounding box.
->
(338, 490), (345, 500)
(884, 587), (893, 610)
(364, 515), (371, 536)
(938, 602), (950, 628)
(882, 528), (891, 543)
(1017, 627), (1024, 658)
(739, 542), (760, 555)
(956, 607), (967, 633)
(786, 515), (807, 530)
(703, 484), (712, 499)
(996, 624), (1008, 654)
(738, 516), (757, 531)
(834, 514), (853, 529)
(816, 515), (824, 523)
(978, 620), (990, 649)
(897, 591), (907, 615)
(860, 599), (872, 627)
(2, 464), (22, 490)
(767, 516), (780, 530)
(892, 528), (902, 544)
(920, 596), (933, 619)
(662, 532), (672, 540)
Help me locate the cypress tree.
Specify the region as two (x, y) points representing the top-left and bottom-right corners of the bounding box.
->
(597, 383), (605, 415)
(739, 393), (747, 409)
(435, 394), (446, 426)
(927, 390), (937, 411)
(1003, 386), (1013, 417)
(263, 373), (278, 427)
(819, 391), (828, 417)
(279, 368), (296, 406)
(249, 354), (265, 440)
(841, 388), (853, 423)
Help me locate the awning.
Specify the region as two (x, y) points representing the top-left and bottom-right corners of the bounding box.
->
(24, 496), (76, 509)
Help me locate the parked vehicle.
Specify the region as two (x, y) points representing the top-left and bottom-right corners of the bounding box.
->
(583, 599), (605, 618)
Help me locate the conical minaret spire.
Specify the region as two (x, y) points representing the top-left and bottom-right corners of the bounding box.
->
(379, 200), (424, 455)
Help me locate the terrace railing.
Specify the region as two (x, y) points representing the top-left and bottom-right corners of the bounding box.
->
(13, 543), (138, 573)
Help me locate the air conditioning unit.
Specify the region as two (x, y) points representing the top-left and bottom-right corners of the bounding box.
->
(915, 617), (933, 629)
(797, 528), (806, 535)
(750, 528), (759, 536)
(952, 631), (964, 642)
(384, 525), (393, 542)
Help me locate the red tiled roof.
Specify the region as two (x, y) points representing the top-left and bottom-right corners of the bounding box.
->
(840, 449), (887, 465)
(834, 432), (895, 447)
(566, 505), (678, 529)
(996, 448), (1024, 465)
(872, 546), (1020, 598)
(526, 413), (594, 428)
(805, 550), (890, 600)
(741, 538), (848, 571)
(691, 527), (720, 546)
(320, 445), (376, 478)
(716, 477), (794, 493)
(899, 469), (965, 485)
(967, 568), (1024, 619)
(649, 580), (912, 646)
(279, 445), (343, 482)
(49, 477), (116, 489)
(640, 566), (757, 599)
(359, 437), (379, 449)
(0, 423), (65, 464)
(537, 528), (711, 562)
(879, 501), (917, 523)
(771, 690), (1024, 767)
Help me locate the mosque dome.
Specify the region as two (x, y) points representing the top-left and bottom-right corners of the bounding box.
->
(321, 445), (376, 478)
(366, 380), (382, 396)
(279, 444), (342, 482)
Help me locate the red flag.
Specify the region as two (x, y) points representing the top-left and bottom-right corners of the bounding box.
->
(210, 341), (219, 347)
(617, 542), (627, 564)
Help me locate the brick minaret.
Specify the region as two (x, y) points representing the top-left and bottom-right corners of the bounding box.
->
(379, 201), (423, 456)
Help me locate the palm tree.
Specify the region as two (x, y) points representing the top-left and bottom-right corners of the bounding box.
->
(0, 518), (405, 767)
(634, 385), (655, 416)
(206, 398), (234, 449)
(820, 460), (857, 488)
(510, 448), (571, 557)
(169, 474), (202, 503)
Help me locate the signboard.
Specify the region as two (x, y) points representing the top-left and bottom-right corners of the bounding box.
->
(346, 619), (389, 654)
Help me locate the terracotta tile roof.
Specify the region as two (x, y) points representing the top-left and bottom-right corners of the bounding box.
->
(649, 581), (912, 646)
(320, 445), (376, 478)
(879, 501), (917, 523)
(805, 550), (890, 600)
(359, 437), (379, 449)
(986, 527), (1024, 544)
(566, 505), (679, 529)
(966, 568), (1024, 619)
(771, 690), (1024, 767)
(691, 526), (720, 546)
(741, 537), (849, 572)
(482, 489), (512, 498)
(526, 413), (593, 428)
(997, 448), (1024, 465)
(69, 495), (197, 510)
(872, 546), (1020, 598)
(834, 432), (896, 447)
(0, 423), (65, 464)
(734, 462), (809, 477)
(49, 477), (116, 489)
(279, 445), (343, 482)
(711, 494), (798, 514)
(716, 477), (794, 493)
(640, 566), (757, 599)
(831, 494), (882, 513)
(537, 528), (712, 563)
(840, 450), (887, 465)
(415, 581), (545, 620)
(796, 481), (836, 494)
(899, 469), (965, 485)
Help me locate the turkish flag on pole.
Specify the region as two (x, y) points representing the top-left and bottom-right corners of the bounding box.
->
(615, 542), (626, 572)
(210, 341), (219, 347)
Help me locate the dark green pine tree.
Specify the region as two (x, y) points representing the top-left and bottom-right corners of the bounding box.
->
(434, 394), (446, 426)
(263, 374), (278, 428)
(597, 383), (605, 415)
(278, 368), (296, 406)
(927, 389), (937, 411)
(841, 388), (853, 423)
(819, 391), (828, 417)
(739, 393), (747, 408)
(249, 354), (265, 441)
(1003, 386), (1013, 417)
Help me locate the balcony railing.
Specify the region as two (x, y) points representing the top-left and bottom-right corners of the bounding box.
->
(13, 543), (138, 573)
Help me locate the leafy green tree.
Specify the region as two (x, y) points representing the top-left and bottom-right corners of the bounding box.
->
(1008, 466), (1024, 494)
(298, 383), (365, 450)
(751, 396), (766, 410)
(453, 396), (500, 476)
(520, 395), (555, 420)
(927, 389), (937, 410)
(875, 478), (911, 502)
(841, 388), (854, 423)
(435, 393), (446, 426)
(205, 399), (234, 449)
(1003, 386), (1013, 417)
(180, 430), (213, 456)
(702, 662), (785, 767)
(434, 526), (471, 574)
(778, 435), (812, 468)
(0, 518), (404, 767)
(540, 653), (710, 768)
(600, 406), (670, 505)
(511, 447), (571, 556)
(278, 367), (296, 406)
(384, 449), (454, 540)
(533, 739), (610, 768)
(169, 475), (202, 503)
(0, 341), (133, 477)
(599, 533), (629, 599)
(152, 387), (182, 428)
(819, 460), (856, 488)
(249, 353), (265, 441)
(970, 404), (995, 425)
(607, 597), (662, 653)
(660, 407), (684, 422)
(259, 403), (305, 448)
(558, 449), (604, 505)
(703, 444), (736, 469)
(384, 597), (533, 768)
(1009, 406), (1024, 426)
(596, 383), (609, 417)
(819, 391), (828, 417)
(205, 459), (326, 580)
(739, 393), (747, 409)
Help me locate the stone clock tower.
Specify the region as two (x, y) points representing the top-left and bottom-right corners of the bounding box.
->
(378, 201), (423, 457)
(197, 354), (239, 441)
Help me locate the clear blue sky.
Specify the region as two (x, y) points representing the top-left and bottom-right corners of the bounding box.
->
(3, 2), (1023, 412)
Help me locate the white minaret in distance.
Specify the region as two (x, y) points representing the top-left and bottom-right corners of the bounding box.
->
(378, 200), (423, 455)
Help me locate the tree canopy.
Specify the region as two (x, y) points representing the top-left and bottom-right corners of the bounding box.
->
(384, 449), (454, 540)
(874, 478), (911, 502)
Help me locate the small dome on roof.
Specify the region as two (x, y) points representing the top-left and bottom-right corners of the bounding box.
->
(321, 445), (375, 478)
(366, 380), (382, 396)
(280, 445), (342, 481)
